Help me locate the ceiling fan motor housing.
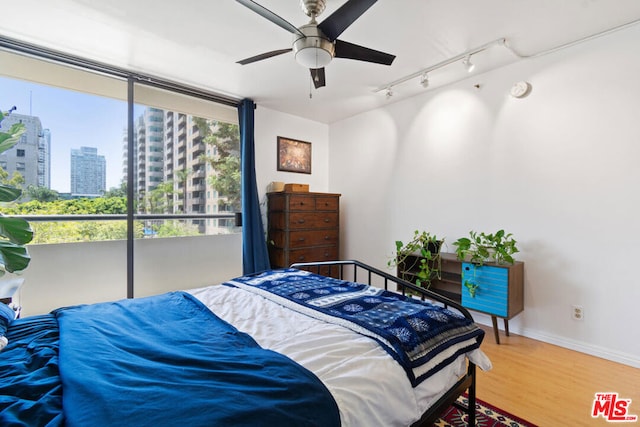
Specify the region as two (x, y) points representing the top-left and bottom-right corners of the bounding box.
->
(300, 0), (326, 18)
(293, 24), (334, 68)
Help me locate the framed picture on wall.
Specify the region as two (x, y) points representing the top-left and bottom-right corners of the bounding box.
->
(277, 136), (312, 174)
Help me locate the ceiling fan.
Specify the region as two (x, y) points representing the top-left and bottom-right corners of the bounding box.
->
(236, 0), (396, 89)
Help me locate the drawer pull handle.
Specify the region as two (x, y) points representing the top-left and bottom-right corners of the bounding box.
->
(298, 237), (306, 242)
(298, 219), (306, 224)
(323, 218), (330, 223)
(324, 236), (329, 240)
(298, 256), (305, 261)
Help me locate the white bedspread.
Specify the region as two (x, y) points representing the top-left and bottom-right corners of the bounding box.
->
(189, 284), (491, 427)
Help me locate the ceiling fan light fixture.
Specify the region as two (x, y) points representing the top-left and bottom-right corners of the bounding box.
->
(462, 55), (475, 73)
(295, 46), (333, 68)
(293, 24), (335, 68)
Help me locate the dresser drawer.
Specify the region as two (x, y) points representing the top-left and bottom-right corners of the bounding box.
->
(268, 194), (316, 211)
(287, 212), (338, 229)
(270, 229), (339, 248)
(315, 197), (339, 211)
(288, 195), (316, 211)
(461, 263), (508, 317)
(289, 246), (338, 264)
(269, 246), (338, 268)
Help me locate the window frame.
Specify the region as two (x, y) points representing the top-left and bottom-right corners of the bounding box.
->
(0, 35), (243, 298)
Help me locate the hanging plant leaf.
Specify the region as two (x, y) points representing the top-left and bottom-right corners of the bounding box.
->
(0, 184), (22, 203)
(0, 240), (31, 273)
(0, 122), (25, 153)
(464, 280), (479, 298)
(0, 216), (34, 245)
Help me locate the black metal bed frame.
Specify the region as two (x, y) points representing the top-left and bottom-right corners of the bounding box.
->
(290, 260), (477, 427)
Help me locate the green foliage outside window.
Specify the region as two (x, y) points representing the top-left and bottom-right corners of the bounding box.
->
(2, 196), (201, 243)
(193, 119), (241, 211)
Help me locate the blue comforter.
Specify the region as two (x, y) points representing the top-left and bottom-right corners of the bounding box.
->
(0, 292), (340, 426)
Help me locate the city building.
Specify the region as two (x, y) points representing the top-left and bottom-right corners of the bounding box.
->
(123, 107), (236, 234)
(0, 113), (50, 190)
(70, 146), (106, 197)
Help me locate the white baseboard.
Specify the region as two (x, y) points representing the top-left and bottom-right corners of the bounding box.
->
(474, 316), (640, 369)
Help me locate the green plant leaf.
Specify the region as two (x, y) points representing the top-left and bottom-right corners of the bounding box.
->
(0, 184), (22, 203)
(0, 240), (30, 273)
(0, 216), (34, 244)
(502, 254), (515, 264)
(0, 123), (26, 154)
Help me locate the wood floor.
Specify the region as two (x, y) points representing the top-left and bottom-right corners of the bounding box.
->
(475, 325), (640, 426)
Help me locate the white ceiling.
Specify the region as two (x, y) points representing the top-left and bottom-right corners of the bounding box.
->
(2, 0), (640, 123)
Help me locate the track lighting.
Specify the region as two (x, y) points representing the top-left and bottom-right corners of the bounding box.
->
(375, 38), (519, 95)
(385, 87), (393, 99)
(419, 73), (429, 88)
(462, 55), (475, 72)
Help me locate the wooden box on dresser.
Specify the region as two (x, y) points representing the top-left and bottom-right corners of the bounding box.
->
(267, 191), (341, 277)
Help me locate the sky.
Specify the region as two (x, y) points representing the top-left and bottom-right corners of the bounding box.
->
(0, 75), (130, 193)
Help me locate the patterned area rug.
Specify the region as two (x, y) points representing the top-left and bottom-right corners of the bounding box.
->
(435, 395), (538, 427)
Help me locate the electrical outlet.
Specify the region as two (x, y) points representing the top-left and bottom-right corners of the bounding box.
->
(572, 305), (584, 321)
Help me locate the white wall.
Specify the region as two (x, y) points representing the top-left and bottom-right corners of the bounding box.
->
(254, 106), (330, 197)
(328, 25), (640, 367)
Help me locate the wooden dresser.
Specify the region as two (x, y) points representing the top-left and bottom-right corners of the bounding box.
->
(267, 191), (341, 270)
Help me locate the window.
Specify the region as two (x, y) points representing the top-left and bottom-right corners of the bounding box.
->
(0, 45), (242, 307)
(0, 48), (240, 244)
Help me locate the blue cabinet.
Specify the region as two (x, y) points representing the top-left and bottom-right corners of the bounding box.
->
(400, 253), (524, 343)
(460, 260), (524, 343)
(461, 263), (509, 317)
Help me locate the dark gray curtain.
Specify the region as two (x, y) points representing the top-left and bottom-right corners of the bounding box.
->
(238, 99), (270, 274)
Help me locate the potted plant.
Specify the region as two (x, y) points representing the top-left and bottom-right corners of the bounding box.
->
(388, 230), (442, 288)
(0, 106), (33, 282)
(452, 229), (518, 265)
(452, 229), (518, 299)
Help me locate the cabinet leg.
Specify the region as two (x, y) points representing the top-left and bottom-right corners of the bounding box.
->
(504, 319), (510, 337)
(491, 316), (500, 344)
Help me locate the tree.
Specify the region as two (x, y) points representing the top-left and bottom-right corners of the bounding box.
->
(194, 118), (241, 211)
(104, 183), (127, 198)
(145, 181), (175, 214)
(26, 185), (60, 202)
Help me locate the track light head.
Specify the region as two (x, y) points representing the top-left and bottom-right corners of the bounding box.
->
(462, 55), (475, 73)
(419, 73), (429, 88)
(385, 87), (393, 99)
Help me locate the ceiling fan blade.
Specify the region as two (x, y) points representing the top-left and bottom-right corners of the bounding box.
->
(317, 0), (377, 41)
(236, 0), (305, 38)
(237, 48), (292, 65)
(334, 39), (395, 65)
(310, 68), (326, 89)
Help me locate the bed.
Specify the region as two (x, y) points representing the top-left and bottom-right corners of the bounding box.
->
(0, 260), (490, 426)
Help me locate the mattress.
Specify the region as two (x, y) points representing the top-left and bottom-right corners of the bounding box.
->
(189, 283), (491, 427)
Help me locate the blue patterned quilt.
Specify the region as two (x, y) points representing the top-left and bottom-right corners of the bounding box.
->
(226, 269), (485, 386)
